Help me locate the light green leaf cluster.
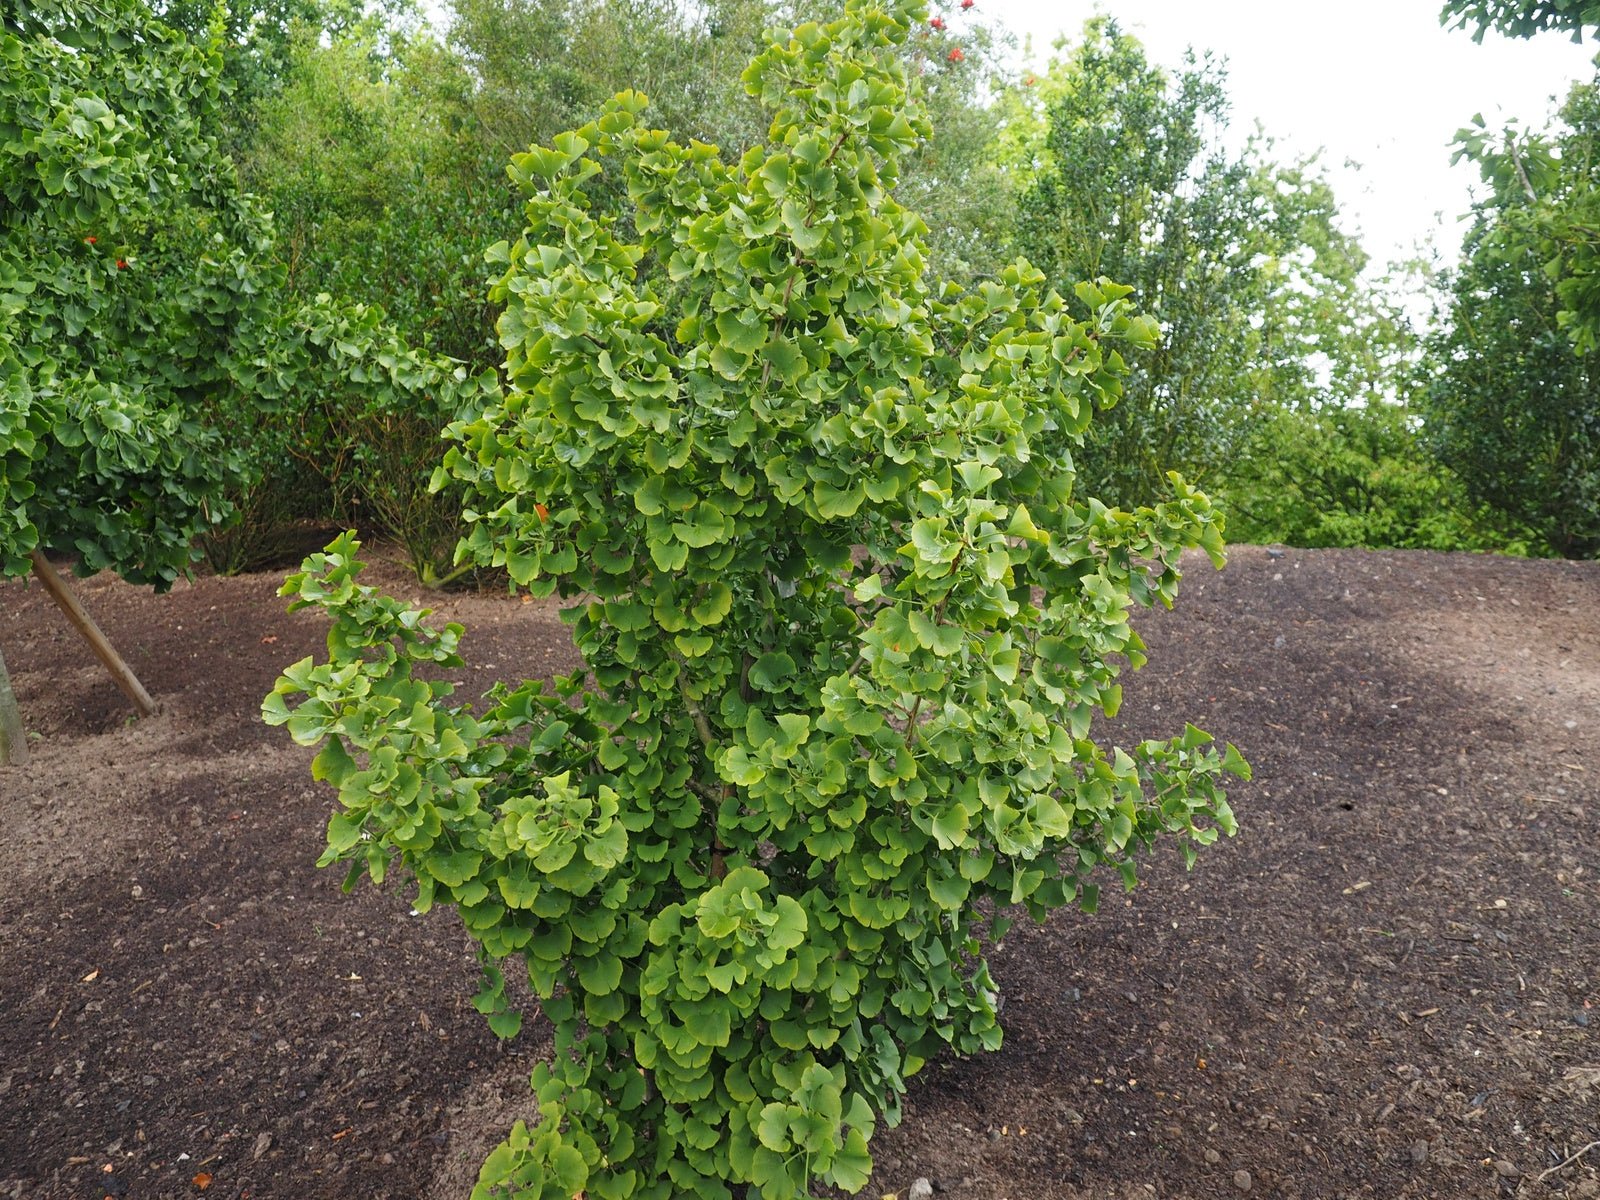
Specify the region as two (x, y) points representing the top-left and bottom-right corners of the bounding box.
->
(267, 1), (1247, 1196)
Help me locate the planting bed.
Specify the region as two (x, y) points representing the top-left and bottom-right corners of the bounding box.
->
(0, 546), (1594, 1199)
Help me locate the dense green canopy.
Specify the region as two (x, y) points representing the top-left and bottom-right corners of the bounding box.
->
(0, 0), (274, 586)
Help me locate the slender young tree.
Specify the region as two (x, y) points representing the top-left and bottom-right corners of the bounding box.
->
(268, 2), (1246, 1197)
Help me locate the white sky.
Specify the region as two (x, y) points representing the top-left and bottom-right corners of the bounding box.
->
(985, 1), (1594, 270)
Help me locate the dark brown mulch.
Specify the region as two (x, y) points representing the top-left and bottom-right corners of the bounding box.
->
(0, 545), (1594, 1200)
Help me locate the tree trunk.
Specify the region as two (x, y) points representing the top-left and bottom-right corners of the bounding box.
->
(0, 642), (25, 767)
(29, 549), (159, 717)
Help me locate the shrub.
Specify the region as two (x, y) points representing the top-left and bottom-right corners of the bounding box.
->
(266, 2), (1246, 1195)
(224, 295), (503, 581)
(1220, 402), (1513, 553)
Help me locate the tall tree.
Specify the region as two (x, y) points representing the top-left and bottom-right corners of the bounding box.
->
(441, 0), (1014, 282)
(445, 0), (774, 164)
(1451, 77), (1600, 355)
(1428, 0), (1600, 558)
(152, 0), (403, 151)
(1420, 79), (1600, 558)
(1007, 20), (1388, 505)
(244, 26), (505, 365)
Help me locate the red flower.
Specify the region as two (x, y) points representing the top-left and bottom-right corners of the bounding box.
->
(116, 259), (127, 270)
(961, 0), (974, 9)
(84, 235), (97, 244)
(948, 47), (964, 62)
(929, 15), (944, 28)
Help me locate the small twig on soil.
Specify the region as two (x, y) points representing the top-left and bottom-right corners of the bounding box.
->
(1535, 1140), (1600, 1184)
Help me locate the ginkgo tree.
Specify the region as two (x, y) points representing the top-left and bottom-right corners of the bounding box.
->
(1, 0), (272, 590)
(0, 0), (283, 737)
(1441, 0), (1600, 40)
(266, 2), (1248, 1196)
(0, 0), (505, 747)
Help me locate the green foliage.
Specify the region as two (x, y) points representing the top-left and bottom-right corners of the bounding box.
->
(0, 0), (273, 587)
(1419, 246), (1600, 557)
(1453, 77), (1600, 355)
(214, 293), (503, 579)
(234, 0), (802, 570)
(1220, 402), (1509, 552)
(154, 0), (405, 152)
(221, 0), (1037, 571)
(243, 26), (505, 366)
(891, 6), (1018, 284)
(0, 0), (504, 586)
(267, 3), (1246, 1196)
(1422, 79), (1600, 558)
(1008, 20), (1391, 506)
(1441, 0), (1600, 40)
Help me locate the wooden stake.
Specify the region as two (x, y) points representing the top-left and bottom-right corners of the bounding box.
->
(29, 549), (159, 717)
(0, 641), (25, 767)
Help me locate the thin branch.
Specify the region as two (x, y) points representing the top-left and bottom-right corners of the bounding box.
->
(685, 776), (721, 803)
(759, 271), (800, 391)
(675, 668), (718, 753)
(821, 129), (851, 167)
(669, 654), (728, 879)
(902, 595), (950, 748)
(902, 696), (925, 746)
(1506, 135), (1539, 206)
(1536, 1140), (1600, 1183)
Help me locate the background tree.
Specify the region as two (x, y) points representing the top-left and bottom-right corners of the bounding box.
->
(2, 0), (510, 594)
(1420, 106), (1600, 557)
(446, 0), (774, 164)
(1415, 24), (1600, 558)
(153, 0), (409, 152)
(213, 0), (1022, 572)
(244, 25), (505, 366)
(1450, 78), (1600, 354)
(1005, 20), (1395, 507)
(1443, 0), (1600, 361)
(0, 0), (309, 735)
(893, 5), (1017, 283)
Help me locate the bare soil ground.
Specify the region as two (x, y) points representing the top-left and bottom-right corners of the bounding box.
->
(0, 545), (1595, 1200)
